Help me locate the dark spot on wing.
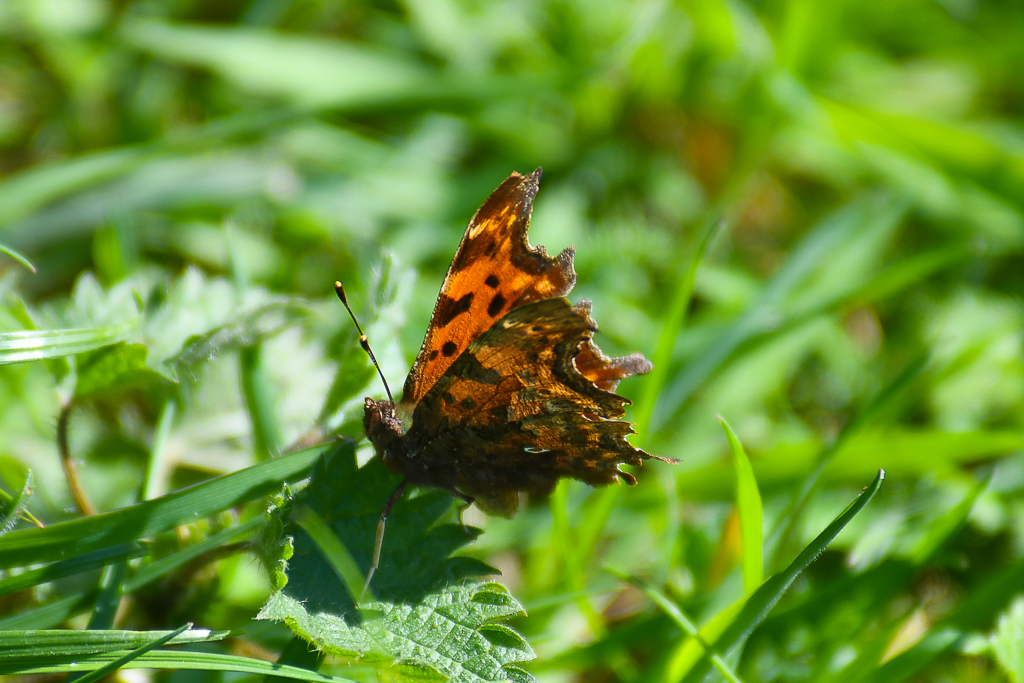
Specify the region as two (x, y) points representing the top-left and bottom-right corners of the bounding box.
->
(455, 352), (503, 384)
(487, 292), (506, 317)
(435, 293), (474, 328)
(442, 341), (458, 357)
(460, 397), (477, 410)
(485, 274), (499, 288)
(428, 349), (439, 361)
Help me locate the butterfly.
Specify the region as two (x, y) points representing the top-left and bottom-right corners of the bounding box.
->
(342, 168), (676, 588)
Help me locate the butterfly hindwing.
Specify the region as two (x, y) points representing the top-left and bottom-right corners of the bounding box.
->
(401, 298), (664, 516)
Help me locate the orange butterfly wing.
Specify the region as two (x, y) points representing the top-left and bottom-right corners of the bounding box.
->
(399, 298), (673, 516)
(399, 169), (576, 408)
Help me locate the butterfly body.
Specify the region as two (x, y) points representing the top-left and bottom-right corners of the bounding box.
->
(363, 169), (675, 518)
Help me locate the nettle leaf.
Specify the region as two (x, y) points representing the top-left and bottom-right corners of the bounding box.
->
(1, 471), (33, 536)
(169, 299), (309, 375)
(74, 342), (174, 401)
(991, 595), (1024, 682)
(258, 441), (535, 683)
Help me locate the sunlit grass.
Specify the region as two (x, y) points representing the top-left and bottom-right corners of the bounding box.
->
(1, 0), (1023, 680)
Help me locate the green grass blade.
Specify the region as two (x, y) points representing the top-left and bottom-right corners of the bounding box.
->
(910, 471), (990, 565)
(0, 447), (321, 568)
(141, 399), (177, 501)
(675, 469), (885, 682)
(567, 215), (723, 581)
(268, 636), (326, 683)
(0, 627), (231, 658)
(0, 649), (355, 681)
(70, 623), (192, 683)
(0, 590), (100, 629)
(634, 216), (722, 444)
(720, 416), (763, 593)
(120, 18), (428, 110)
(0, 242), (36, 272)
(0, 543), (144, 597)
(610, 569), (744, 683)
(0, 320), (139, 365)
(652, 195), (904, 430)
(82, 561), (127, 631)
(765, 354), (927, 569)
(293, 506), (367, 604)
(861, 628), (964, 683)
(241, 344), (284, 460)
(0, 147), (149, 227)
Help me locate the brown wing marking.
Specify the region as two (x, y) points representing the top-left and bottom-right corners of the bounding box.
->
(404, 298), (669, 517)
(400, 169), (576, 407)
(571, 301), (653, 392)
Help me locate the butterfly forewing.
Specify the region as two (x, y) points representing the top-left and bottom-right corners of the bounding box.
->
(400, 169), (576, 406)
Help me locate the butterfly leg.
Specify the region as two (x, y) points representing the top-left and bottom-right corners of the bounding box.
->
(361, 479), (410, 600)
(446, 488), (475, 535)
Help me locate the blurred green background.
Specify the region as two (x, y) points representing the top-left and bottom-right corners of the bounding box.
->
(1, 0), (1023, 680)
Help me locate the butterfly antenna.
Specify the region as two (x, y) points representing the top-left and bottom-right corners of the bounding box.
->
(335, 281), (395, 405)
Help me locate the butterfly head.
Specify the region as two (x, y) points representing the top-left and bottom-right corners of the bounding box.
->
(363, 397), (410, 469)
(364, 395), (400, 441)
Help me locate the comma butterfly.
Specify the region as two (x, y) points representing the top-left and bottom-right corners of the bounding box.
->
(341, 169), (677, 587)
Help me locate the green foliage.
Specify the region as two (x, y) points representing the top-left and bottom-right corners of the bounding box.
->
(259, 442), (532, 683)
(720, 417), (763, 594)
(990, 597), (1024, 683)
(1, 0), (1023, 680)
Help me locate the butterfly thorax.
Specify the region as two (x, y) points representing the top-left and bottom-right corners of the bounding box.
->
(364, 397), (454, 489)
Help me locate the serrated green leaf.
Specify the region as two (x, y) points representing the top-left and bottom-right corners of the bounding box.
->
(170, 299), (310, 374)
(0, 470), (32, 536)
(258, 442), (534, 683)
(383, 660), (449, 683)
(991, 596), (1024, 683)
(74, 342), (173, 401)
